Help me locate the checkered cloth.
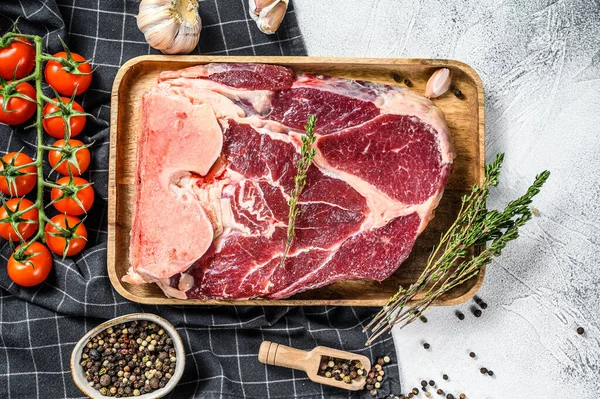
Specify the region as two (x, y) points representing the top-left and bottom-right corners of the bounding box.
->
(0, 1), (401, 398)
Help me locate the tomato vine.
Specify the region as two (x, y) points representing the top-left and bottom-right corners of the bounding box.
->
(0, 26), (94, 284)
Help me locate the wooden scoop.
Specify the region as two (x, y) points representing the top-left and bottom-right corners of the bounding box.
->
(258, 341), (371, 391)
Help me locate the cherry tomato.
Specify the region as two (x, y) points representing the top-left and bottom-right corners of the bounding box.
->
(42, 97), (86, 138)
(0, 36), (35, 80)
(0, 198), (38, 241)
(7, 242), (53, 287)
(0, 152), (37, 196)
(51, 177), (94, 216)
(45, 214), (88, 257)
(0, 81), (36, 125)
(48, 139), (91, 176)
(44, 51), (92, 96)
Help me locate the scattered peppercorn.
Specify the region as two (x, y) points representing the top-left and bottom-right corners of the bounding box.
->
(80, 320), (176, 398)
(359, 355), (393, 396)
(469, 352), (476, 358)
(471, 308), (482, 317)
(474, 296), (488, 309)
(404, 79), (413, 87)
(393, 73), (402, 83)
(453, 88), (463, 98)
(423, 343), (431, 349)
(455, 311), (465, 321)
(447, 394), (455, 399)
(443, 374), (449, 380)
(413, 388), (419, 394)
(429, 380), (435, 386)
(480, 368), (488, 374)
(421, 380), (428, 387)
(577, 327), (585, 335)
(420, 316), (428, 323)
(437, 388), (444, 395)
(487, 370), (494, 376)
(459, 394), (466, 399)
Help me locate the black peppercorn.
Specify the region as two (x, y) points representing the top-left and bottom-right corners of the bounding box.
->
(437, 388), (444, 395)
(404, 79), (413, 87)
(455, 311), (465, 320)
(469, 352), (476, 358)
(453, 88), (463, 98)
(577, 327), (585, 335)
(487, 370), (494, 376)
(393, 74), (402, 83)
(89, 349), (100, 361)
(480, 367), (488, 374)
(447, 394), (455, 399)
(421, 380), (428, 387)
(423, 343), (430, 349)
(429, 380), (435, 386)
(472, 308), (482, 317)
(443, 374), (449, 380)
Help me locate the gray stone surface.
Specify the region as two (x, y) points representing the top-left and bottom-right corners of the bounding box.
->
(294, 1), (600, 397)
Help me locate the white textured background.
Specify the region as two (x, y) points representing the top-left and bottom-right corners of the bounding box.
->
(294, 1), (600, 397)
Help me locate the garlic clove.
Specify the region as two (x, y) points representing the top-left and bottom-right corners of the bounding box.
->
(261, 2), (287, 34)
(137, 0), (201, 55)
(425, 68), (452, 99)
(252, 0), (279, 14)
(163, 22), (201, 55)
(249, 0), (288, 35)
(144, 13), (179, 50)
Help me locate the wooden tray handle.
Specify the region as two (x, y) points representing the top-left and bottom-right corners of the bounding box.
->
(258, 341), (309, 372)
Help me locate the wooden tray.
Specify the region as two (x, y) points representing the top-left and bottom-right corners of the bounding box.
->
(108, 56), (485, 306)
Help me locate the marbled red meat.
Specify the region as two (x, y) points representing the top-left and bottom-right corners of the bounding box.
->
(127, 63), (454, 300)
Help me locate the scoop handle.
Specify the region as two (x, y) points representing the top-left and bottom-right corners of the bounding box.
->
(258, 341), (310, 372)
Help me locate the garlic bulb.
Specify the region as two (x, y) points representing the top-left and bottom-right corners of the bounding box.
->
(137, 0), (201, 55)
(249, 0), (288, 35)
(425, 68), (452, 99)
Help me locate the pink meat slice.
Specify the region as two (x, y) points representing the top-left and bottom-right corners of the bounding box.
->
(130, 63), (454, 300)
(125, 87), (221, 283)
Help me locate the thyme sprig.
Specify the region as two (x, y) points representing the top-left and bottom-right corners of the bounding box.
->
(280, 114), (317, 267)
(364, 153), (550, 345)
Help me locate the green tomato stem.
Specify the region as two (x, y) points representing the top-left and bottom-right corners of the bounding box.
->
(42, 181), (63, 190)
(33, 36), (46, 244)
(5, 74), (36, 86)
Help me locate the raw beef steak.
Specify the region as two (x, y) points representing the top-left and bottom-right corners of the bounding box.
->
(126, 63), (454, 300)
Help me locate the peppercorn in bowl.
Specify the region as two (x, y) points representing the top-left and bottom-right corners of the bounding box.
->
(70, 313), (185, 398)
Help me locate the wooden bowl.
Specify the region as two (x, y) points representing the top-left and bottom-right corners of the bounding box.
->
(70, 313), (185, 399)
